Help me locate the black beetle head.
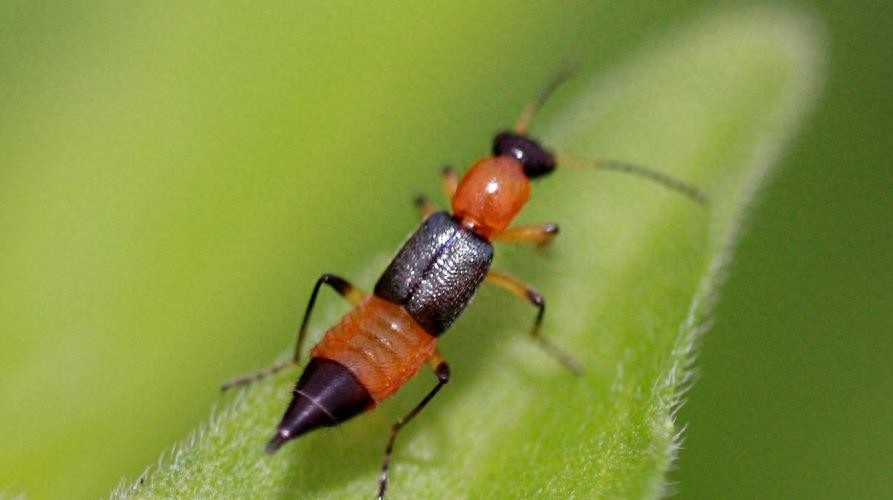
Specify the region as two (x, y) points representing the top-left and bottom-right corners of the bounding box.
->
(492, 131), (556, 178)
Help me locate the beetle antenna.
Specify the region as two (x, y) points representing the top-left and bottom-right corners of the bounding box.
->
(556, 154), (708, 205)
(514, 64), (579, 134)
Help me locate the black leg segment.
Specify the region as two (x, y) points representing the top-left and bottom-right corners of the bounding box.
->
(220, 273), (365, 391)
(294, 273), (365, 365)
(377, 356), (451, 500)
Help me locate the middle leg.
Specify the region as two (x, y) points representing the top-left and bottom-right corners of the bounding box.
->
(485, 270), (582, 374)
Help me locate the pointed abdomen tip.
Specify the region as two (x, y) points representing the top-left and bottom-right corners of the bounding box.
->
(265, 430), (289, 454)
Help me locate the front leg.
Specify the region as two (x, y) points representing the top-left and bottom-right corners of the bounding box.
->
(414, 165), (459, 220)
(492, 222), (560, 246)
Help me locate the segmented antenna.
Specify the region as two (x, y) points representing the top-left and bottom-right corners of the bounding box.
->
(513, 64), (579, 134)
(514, 66), (709, 205)
(557, 155), (708, 205)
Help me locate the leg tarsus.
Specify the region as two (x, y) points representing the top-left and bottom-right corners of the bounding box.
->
(221, 358), (293, 391)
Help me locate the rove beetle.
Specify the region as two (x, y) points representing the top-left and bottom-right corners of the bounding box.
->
(223, 70), (706, 499)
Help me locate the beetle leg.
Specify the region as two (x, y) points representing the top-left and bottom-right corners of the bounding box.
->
(221, 273), (366, 391)
(413, 194), (439, 220)
(377, 349), (450, 500)
(414, 165), (457, 220)
(485, 270), (582, 374)
(441, 164), (458, 199)
(491, 222), (559, 246)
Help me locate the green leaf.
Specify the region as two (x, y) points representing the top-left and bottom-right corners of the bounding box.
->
(113, 7), (823, 499)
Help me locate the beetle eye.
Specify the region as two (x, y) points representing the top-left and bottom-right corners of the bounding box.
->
(492, 131), (556, 178)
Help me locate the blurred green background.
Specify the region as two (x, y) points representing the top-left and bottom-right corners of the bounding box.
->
(1, 2), (890, 499)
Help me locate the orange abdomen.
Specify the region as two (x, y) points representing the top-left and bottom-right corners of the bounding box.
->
(311, 295), (436, 403)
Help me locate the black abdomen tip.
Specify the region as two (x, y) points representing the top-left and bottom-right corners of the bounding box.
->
(266, 430), (290, 454)
(266, 357), (373, 453)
